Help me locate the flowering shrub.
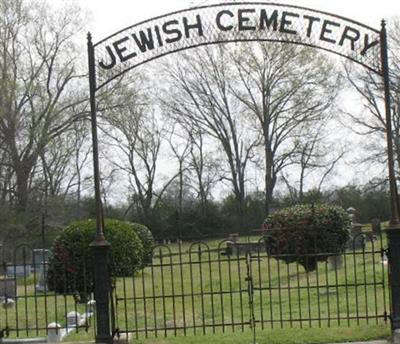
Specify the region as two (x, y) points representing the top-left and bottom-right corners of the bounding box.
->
(264, 204), (350, 272)
(47, 219), (144, 297)
(131, 223), (155, 266)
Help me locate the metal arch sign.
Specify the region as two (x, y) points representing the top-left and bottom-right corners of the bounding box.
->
(91, 2), (382, 91)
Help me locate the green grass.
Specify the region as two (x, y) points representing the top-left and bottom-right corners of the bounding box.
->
(130, 324), (390, 344)
(65, 321), (390, 343)
(64, 323), (390, 343)
(1, 235), (391, 344)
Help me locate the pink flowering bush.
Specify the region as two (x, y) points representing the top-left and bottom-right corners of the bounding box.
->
(264, 204), (350, 272)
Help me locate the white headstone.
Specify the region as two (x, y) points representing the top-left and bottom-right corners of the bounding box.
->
(382, 251), (388, 265)
(2, 298), (15, 309)
(67, 311), (80, 327)
(87, 299), (96, 313)
(47, 322), (62, 343)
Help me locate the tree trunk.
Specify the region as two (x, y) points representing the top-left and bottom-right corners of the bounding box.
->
(15, 166), (31, 212)
(264, 145), (275, 216)
(235, 193), (246, 230)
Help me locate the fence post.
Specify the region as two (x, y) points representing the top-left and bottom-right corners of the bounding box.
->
(387, 228), (400, 333)
(91, 240), (112, 344)
(87, 32), (113, 344)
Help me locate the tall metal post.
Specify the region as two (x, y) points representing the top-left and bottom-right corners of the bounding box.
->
(381, 20), (400, 333)
(87, 32), (112, 344)
(381, 21), (400, 226)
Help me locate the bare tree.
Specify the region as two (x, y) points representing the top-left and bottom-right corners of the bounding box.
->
(35, 120), (92, 218)
(71, 123), (92, 218)
(166, 123), (220, 221)
(230, 42), (341, 215)
(0, 140), (13, 203)
(163, 46), (261, 226)
(100, 75), (178, 227)
(167, 126), (191, 226)
(343, 19), (400, 183)
(187, 129), (220, 216)
(282, 122), (346, 202)
(0, 0), (88, 211)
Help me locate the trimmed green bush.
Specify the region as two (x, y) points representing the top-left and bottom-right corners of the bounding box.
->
(130, 222), (155, 266)
(47, 219), (144, 298)
(263, 204), (350, 272)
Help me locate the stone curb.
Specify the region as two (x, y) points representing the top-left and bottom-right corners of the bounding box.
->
(328, 341), (388, 344)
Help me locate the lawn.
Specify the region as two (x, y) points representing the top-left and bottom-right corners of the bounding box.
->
(132, 325), (390, 344)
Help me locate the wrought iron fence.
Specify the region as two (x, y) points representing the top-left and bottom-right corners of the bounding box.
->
(0, 231), (390, 341)
(112, 232), (389, 339)
(0, 245), (95, 340)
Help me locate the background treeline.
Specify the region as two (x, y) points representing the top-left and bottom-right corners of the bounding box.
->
(100, 184), (392, 239)
(0, 183), (389, 249)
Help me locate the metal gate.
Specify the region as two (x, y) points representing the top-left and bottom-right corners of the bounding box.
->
(112, 233), (389, 340)
(112, 241), (252, 338)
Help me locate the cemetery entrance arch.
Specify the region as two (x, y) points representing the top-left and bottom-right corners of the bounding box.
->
(87, 3), (399, 343)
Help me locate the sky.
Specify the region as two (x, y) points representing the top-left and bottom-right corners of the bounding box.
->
(80, 0), (400, 41)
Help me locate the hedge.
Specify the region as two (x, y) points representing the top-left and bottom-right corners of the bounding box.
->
(263, 204), (350, 272)
(47, 219), (144, 298)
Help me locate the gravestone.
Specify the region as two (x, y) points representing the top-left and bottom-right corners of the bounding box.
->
(0, 278), (16, 298)
(33, 249), (50, 271)
(350, 224), (365, 250)
(382, 250), (388, 265)
(328, 255), (343, 270)
(225, 241), (263, 256)
(6, 264), (31, 278)
(35, 263), (47, 293)
(371, 218), (381, 237)
(67, 311), (80, 327)
(33, 249), (49, 293)
(229, 233), (239, 243)
(319, 288), (337, 296)
(47, 322), (62, 343)
(346, 207), (364, 250)
(347, 207), (356, 224)
(2, 297), (15, 308)
(87, 299), (96, 313)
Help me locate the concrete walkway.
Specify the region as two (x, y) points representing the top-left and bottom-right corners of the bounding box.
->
(329, 341), (388, 344)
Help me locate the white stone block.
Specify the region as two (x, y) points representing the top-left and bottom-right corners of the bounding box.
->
(47, 322), (62, 343)
(66, 311), (80, 327)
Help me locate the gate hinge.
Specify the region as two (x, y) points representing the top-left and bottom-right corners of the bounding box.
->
(383, 311), (389, 323)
